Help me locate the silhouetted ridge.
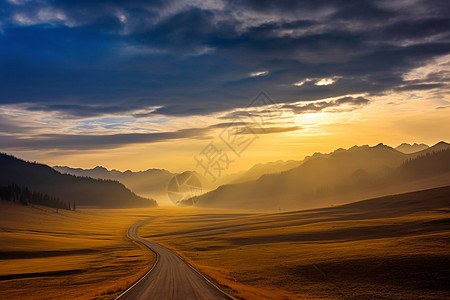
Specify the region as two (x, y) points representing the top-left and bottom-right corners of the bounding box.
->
(0, 153), (157, 208)
(0, 184), (72, 210)
(193, 142), (450, 211)
(53, 164), (174, 202)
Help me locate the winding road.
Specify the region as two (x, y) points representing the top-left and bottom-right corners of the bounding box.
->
(116, 221), (233, 300)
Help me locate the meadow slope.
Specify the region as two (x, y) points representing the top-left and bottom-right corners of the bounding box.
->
(140, 186), (450, 299)
(0, 203), (156, 300)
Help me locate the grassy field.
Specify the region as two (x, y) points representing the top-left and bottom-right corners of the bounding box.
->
(1, 186), (449, 299)
(0, 202), (156, 300)
(139, 186), (450, 299)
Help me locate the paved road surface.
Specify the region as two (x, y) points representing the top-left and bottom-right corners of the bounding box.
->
(116, 221), (233, 300)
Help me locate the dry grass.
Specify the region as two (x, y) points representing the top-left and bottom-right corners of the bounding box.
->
(139, 189), (450, 299)
(0, 202), (156, 300)
(1, 187), (449, 299)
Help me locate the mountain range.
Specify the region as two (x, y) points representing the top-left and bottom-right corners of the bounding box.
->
(53, 159), (305, 203)
(0, 153), (157, 208)
(192, 142), (450, 211)
(395, 143), (429, 153)
(53, 165), (174, 203)
(51, 142), (448, 208)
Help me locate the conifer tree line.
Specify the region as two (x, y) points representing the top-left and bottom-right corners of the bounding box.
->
(401, 149), (450, 175)
(0, 153), (157, 208)
(0, 184), (75, 211)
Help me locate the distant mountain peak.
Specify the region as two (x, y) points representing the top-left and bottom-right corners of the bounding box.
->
(93, 166), (108, 171)
(52, 164), (175, 204)
(348, 145), (369, 151)
(333, 148), (346, 153)
(395, 142), (429, 154)
(424, 141), (450, 152)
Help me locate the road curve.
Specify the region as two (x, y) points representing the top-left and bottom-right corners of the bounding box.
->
(116, 221), (233, 300)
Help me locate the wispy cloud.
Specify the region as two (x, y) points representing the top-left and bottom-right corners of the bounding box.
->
(293, 78), (312, 86)
(249, 71), (269, 77)
(283, 96), (370, 114)
(315, 78), (336, 86)
(293, 77), (340, 87)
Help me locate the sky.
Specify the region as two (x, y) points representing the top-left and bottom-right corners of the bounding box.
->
(0, 0), (449, 175)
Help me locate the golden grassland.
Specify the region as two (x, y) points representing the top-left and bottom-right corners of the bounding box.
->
(1, 187), (449, 300)
(139, 191), (450, 299)
(0, 202), (156, 300)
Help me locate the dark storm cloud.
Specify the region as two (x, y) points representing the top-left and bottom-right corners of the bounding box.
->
(26, 103), (144, 118)
(0, 127), (210, 150)
(377, 18), (450, 41)
(0, 121), (301, 150)
(217, 110), (268, 121)
(0, 0), (449, 118)
(394, 83), (445, 91)
(335, 96), (369, 105)
(0, 115), (35, 134)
